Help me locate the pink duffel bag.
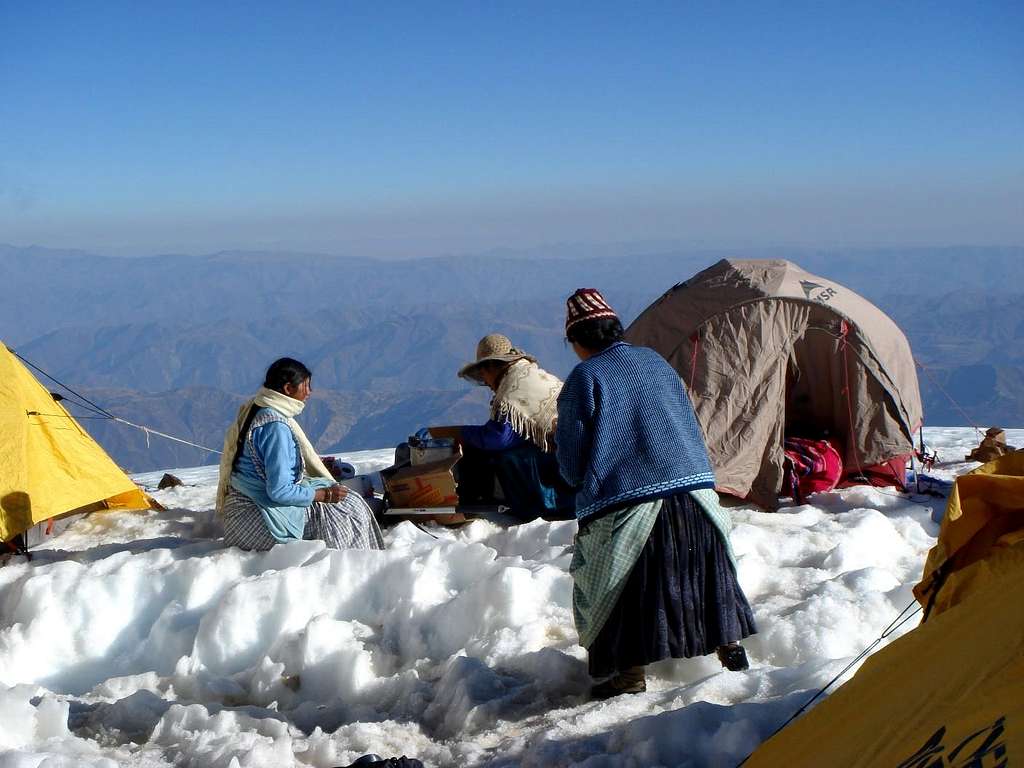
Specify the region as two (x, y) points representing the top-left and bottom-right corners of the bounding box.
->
(783, 437), (844, 503)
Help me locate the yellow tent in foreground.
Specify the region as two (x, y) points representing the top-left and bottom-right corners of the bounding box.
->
(746, 451), (1024, 767)
(1, 342), (152, 543)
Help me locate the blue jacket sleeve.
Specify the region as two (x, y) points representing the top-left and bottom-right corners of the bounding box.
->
(556, 367), (594, 488)
(251, 421), (316, 507)
(461, 419), (525, 451)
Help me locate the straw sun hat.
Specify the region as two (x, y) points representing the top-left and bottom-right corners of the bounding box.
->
(457, 333), (536, 383)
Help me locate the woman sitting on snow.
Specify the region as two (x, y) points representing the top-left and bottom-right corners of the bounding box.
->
(420, 333), (572, 521)
(556, 289), (756, 698)
(215, 357), (384, 551)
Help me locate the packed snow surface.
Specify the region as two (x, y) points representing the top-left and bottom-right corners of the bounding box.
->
(1, 428), (1020, 767)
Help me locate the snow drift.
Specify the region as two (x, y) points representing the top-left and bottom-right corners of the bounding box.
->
(1, 429), (1019, 767)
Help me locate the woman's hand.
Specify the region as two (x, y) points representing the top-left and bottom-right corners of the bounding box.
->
(317, 484), (348, 504)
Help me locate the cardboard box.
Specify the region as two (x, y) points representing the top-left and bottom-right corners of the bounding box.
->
(411, 444), (457, 466)
(380, 450), (461, 509)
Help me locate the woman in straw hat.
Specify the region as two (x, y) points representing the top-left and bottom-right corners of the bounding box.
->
(557, 289), (755, 698)
(216, 357), (384, 551)
(421, 333), (572, 520)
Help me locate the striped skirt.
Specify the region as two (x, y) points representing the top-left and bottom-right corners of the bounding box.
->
(221, 487), (385, 551)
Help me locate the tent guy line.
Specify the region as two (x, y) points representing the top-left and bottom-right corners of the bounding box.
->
(25, 411), (109, 420)
(735, 598), (923, 767)
(12, 349), (117, 419)
(914, 358), (985, 436)
(108, 415), (222, 455)
(746, 450), (1024, 766)
(12, 347), (222, 456)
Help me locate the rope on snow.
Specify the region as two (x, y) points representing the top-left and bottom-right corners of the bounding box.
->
(735, 599), (923, 767)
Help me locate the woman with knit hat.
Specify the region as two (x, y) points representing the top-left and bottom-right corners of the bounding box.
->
(557, 289), (756, 698)
(420, 333), (572, 520)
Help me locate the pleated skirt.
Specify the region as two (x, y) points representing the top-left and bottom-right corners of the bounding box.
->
(221, 487), (385, 551)
(587, 491), (756, 678)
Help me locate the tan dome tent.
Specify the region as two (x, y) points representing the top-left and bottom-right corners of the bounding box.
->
(625, 259), (923, 508)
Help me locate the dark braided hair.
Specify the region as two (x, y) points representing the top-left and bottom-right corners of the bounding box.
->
(263, 357), (312, 392)
(566, 316), (624, 352)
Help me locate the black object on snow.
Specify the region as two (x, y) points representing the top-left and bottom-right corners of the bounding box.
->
(157, 473), (185, 490)
(338, 756), (426, 768)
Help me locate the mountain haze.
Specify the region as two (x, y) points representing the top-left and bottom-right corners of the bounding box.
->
(4, 244), (1022, 470)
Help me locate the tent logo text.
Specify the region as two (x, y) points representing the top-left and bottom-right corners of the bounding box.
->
(896, 715), (1006, 768)
(800, 280), (837, 304)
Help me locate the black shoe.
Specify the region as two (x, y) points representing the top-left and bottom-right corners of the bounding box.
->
(340, 758), (425, 768)
(342, 756), (384, 768)
(717, 643), (750, 671)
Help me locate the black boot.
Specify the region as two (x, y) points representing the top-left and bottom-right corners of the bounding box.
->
(339, 757), (425, 768)
(716, 643), (750, 671)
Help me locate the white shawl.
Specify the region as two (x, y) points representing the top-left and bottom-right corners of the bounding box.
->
(215, 387), (334, 514)
(490, 359), (563, 450)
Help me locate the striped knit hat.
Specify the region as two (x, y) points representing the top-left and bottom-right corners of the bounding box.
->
(565, 288), (619, 332)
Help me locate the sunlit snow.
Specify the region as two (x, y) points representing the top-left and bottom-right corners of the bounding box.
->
(1, 428), (1020, 767)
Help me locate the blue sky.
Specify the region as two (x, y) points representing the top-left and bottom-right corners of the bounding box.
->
(1, 1), (1021, 257)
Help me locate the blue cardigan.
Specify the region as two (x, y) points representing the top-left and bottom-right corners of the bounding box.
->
(230, 410), (320, 542)
(556, 342), (715, 521)
(234, 418), (315, 508)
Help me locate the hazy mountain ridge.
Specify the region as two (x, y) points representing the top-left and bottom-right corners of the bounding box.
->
(19, 301), (585, 393)
(1, 243), (694, 345)
(9, 243), (1024, 344)
(5, 244), (1023, 470)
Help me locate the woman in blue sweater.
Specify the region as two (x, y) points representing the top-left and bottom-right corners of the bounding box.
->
(556, 289), (755, 698)
(215, 358), (384, 551)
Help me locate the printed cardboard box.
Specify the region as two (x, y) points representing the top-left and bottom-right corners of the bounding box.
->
(381, 451), (461, 509)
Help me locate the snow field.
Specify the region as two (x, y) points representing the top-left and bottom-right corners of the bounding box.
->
(1, 429), (1021, 767)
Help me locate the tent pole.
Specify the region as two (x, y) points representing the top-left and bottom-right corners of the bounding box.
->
(917, 425), (925, 494)
(4, 534), (32, 561)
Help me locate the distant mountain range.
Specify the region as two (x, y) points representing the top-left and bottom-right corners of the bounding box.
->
(3, 243), (1022, 470)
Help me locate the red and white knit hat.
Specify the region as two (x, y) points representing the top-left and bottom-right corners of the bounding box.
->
(565, 288), (619, 332)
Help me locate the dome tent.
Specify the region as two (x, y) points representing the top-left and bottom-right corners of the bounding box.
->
(1, 342), (153, 546)
(625, 259), (923, 508)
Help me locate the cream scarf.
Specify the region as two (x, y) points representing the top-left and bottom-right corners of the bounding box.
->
(215, 387), (334, 514)
(490, 359), (563, 450)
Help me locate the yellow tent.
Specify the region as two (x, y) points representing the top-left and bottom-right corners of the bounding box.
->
(1, 342), (152, 543)
(746, 451), (1024, 767)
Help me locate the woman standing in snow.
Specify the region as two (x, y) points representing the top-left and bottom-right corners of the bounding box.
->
(556, 289), (755, 698)
(215, 357), (384, 551)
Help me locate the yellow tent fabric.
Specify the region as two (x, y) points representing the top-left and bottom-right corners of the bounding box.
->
(914, 450), (1024, 620)
(1, 343), (151, 542)
(746, 451), (1024, 767)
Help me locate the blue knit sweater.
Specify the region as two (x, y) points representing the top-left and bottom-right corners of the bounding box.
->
(556, 342), (716, 521)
